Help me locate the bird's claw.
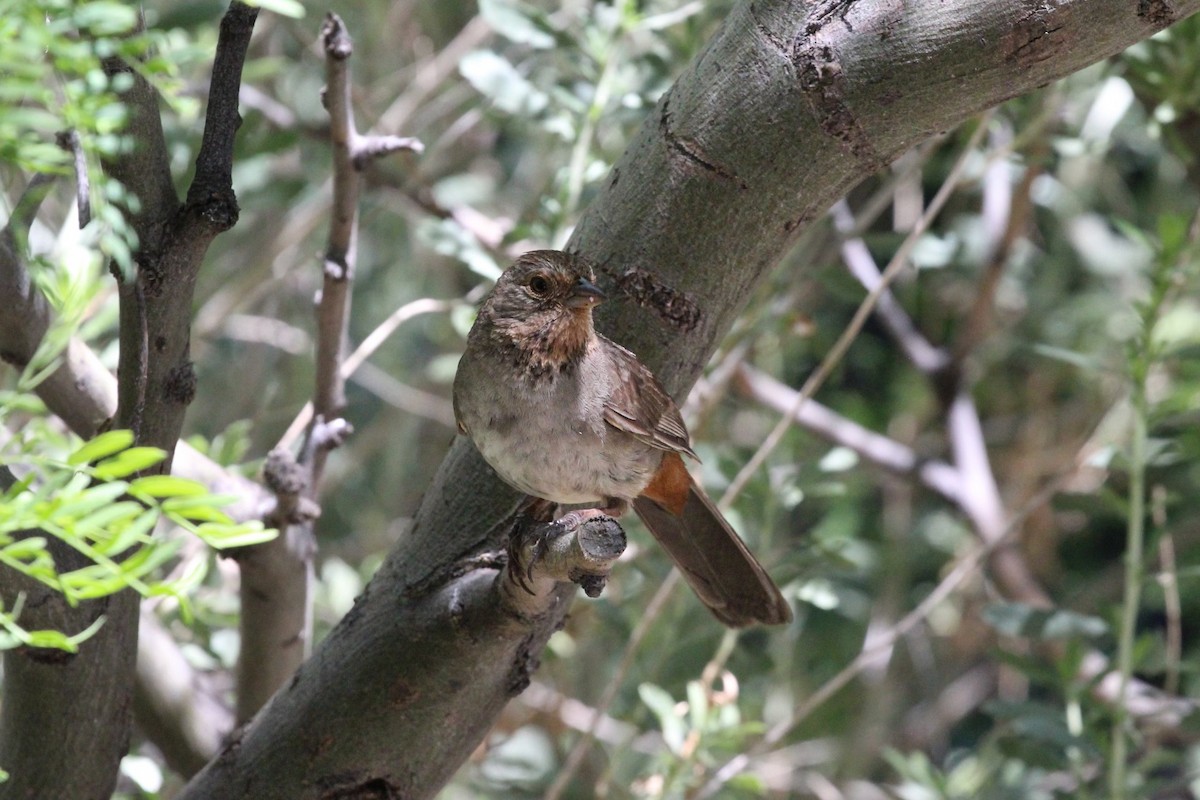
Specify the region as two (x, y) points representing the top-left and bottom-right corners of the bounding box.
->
(508, 508), (608, 595)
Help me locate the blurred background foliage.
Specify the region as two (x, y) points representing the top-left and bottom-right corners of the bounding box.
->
(5, 1), (1200, 798)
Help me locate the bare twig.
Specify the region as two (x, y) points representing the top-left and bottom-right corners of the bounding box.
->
(278, 297), (455, 449)
(831, 200), (949, 375)
(951, 138), (1040, 366)
(721, 112), (994, 510)
(1156, 491), (1181, 696)
(736, 365), (961, 502)
(57, 130), (92, 227)
(236, 13), (427, 723)
(309, 11), (424, 473)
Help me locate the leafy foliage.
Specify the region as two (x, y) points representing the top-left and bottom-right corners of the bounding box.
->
(0, 0), (192, 278)
(0, 427), (274, 650)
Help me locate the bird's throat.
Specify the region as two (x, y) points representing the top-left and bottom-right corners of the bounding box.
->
(494, 309), (594, 381)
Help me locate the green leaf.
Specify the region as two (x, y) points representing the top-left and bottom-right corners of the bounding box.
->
(128, 475), (207, 499)
(71, 2), (138, 35)
(162, 499), (233, 524)
(0, 537), (49, 560)
(638, 682), (686, 754)
(94, 507), (159, 555)
(459, 50), (548, 116)
(478, 0), (556, 49)
(52, 481), (129, 522)
(24, 628), (79, 652)
(74, 500), (143, 540)
(68, 429), (134, 466)
(92, 446), (165, 479)
(193, 521), (276, 549)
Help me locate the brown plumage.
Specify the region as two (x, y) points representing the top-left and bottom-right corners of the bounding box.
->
(453, 250), (790, 627)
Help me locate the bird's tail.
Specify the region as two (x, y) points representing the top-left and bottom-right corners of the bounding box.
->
(633, 453), (791, 627)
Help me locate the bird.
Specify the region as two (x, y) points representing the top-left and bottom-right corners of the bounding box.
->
(452, 249), (790, 627)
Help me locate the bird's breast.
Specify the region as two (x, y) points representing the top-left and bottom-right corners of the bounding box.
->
(456, 350), (660, 505)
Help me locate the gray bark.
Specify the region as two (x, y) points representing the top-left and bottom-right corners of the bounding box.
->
(178, 1), (1200, 798)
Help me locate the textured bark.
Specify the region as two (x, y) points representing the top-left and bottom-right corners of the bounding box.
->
(178, 1), (1200, 798)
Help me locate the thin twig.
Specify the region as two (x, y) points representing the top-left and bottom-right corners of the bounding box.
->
(57, 130), (92, 228)
(951, 140), (1041, 366)
(831, 200), (949, 374)
(721, 111), (994, 511)
(696, 472), (1072, 799)
(735, 365), (961, 503)
(278, 297), (455, 450)
(543, 570), (682, 800)
(1156, 521), (1181, 697)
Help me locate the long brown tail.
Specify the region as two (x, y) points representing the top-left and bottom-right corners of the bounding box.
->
(634, 453), (791, 627)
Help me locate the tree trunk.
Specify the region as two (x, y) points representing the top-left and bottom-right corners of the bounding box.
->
(179, 0), (1196, 796)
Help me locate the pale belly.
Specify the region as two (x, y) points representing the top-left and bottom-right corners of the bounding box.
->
(472, 417), (661, 505)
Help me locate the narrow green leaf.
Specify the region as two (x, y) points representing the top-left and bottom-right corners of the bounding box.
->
(24, 629), (79, 653)
(51, 481), (129, 522)
(194, 521), (277, 549)
(75, 501), (143, 539)
(92, 446), (165, 479)
(94, 507), (160, 555)
(163, 501), (232, 524)
(68, 429), (134, 465)
(0, 537), (49, 559)
(129, 475), (206, 499)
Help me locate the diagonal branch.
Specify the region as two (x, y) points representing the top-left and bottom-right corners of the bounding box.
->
(736, 365), (961, 502)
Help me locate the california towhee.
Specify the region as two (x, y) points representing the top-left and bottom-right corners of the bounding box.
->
(453, 250), (791, 627)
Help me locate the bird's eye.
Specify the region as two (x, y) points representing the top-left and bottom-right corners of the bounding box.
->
(528, 274), (551, 297)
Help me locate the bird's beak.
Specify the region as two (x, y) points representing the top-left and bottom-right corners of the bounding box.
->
(566, 276), (606, 309)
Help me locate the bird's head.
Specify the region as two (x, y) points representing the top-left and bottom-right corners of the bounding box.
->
(479, 250), (606, 367)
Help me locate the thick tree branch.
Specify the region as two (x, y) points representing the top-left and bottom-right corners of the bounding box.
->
(180, 2), (1200, 797)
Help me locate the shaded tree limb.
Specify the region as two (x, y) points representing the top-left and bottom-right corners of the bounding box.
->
(134, 609), (236, 778)
(179, 2), (1200, 797)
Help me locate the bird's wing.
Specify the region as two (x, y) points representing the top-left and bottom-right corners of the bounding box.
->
(599, 337), (698, 459)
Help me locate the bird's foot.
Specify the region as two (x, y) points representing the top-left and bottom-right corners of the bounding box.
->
(508, 507), (615, 595)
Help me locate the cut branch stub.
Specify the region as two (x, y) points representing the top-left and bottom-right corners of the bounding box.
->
(499, 514), (627, 619)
